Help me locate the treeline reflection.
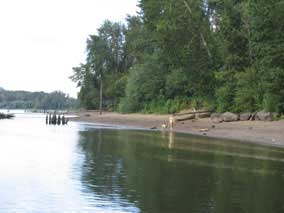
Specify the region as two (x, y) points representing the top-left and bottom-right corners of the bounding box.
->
(77, 129), (284, 213)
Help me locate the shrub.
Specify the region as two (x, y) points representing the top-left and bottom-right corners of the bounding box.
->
(215, 70), (236, 112)
(263, 93), (281, 113)
(234, 68), (260, 112)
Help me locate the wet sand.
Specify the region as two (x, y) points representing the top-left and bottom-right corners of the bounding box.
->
(70, 111), (284, 147)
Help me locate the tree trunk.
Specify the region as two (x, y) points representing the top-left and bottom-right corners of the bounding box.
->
(184, 0), (212, 60)
(99, 77), (103, 115)
(247, 1), (253, 65)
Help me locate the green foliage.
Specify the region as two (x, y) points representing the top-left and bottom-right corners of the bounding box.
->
(263, 93), (281, 113)
(119, 54), (165, 112)
(215, 70), (236, 112)
(250, 0), (284, 69)
(71, 0), (284, 114)
(262, 68), (284, 113)
(143, 99), (191, 114)
(248, 0), (284, 113)
(104, 74), (128, 111)
(234, 68), (260, 112)
(190, 96), (216, 112)
(77, 67), (98, 110)
(165, 69), (190, 99)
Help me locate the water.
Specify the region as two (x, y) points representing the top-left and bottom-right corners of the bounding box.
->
(1, 111), (284, 212)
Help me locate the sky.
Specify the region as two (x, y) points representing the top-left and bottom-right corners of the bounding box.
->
(0, 0), (138, 98)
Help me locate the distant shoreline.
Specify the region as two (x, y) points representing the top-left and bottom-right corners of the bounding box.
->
(70, 111), (284, 148)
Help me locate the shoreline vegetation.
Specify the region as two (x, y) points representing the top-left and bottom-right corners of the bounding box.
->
(71, 0), (284, 117)
(69, 1), (283, 148)
(70, 111), (284, 148)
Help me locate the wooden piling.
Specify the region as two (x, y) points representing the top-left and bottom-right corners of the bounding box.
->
(62, 116), (66, 125)
(57, 115), (61, 125)
(52, 113), (57, 125)
(46, 113), (69, 125)
(49, 114), (52, 124)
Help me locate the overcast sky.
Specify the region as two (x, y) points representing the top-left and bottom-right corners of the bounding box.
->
(0, 0), (138, 97)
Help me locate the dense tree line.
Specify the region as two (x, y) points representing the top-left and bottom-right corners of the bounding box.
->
(71, 0), (284, 114)
(0, 89), (77, 110)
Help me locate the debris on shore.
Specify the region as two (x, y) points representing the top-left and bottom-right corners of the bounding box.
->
(0, 113), (15, 119)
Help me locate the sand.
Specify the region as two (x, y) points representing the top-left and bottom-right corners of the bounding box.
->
(70, 111), (284, 147)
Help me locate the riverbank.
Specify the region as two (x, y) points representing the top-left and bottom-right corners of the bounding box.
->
(70, 111), (284, 147)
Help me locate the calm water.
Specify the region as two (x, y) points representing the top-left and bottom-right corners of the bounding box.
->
(1, 111), (284, 212)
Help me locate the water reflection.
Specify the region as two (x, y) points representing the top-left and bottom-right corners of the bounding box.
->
(77, 129), (284, 213)
(2, 112), (284, 212)
(77, 129), (139, 212)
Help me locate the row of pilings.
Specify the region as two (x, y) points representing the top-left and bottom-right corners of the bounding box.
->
(46, 113), (69, 125)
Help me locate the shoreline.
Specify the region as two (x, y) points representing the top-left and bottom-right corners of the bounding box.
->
(70, 111), (284, 148)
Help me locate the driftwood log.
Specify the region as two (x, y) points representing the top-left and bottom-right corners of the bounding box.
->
(196, 112), (211, 119)
(174, 110), (211, 122)
(175, 110), (211, 117)
(176, 114), (195, 122)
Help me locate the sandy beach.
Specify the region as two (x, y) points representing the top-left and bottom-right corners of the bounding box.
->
(70, 111), (284, 147)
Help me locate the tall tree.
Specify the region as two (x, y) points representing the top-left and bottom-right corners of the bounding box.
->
(250, 0), (284, 112)
(71, 0), (284, 114)
(98, 20), (126, 74)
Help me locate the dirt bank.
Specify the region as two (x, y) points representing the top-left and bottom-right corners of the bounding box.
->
(70, 111), (284, 147)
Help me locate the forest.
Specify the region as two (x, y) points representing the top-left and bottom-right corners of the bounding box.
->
(71, 0), (284, 114)
(0, 88), (77, 110)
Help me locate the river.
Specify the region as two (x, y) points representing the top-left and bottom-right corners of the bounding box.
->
(0, 111), (284, 212)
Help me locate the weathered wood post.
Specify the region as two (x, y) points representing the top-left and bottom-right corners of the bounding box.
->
(48, 113), (52, 124)
(52, 113), (57, 125)
(62, 115), (66, 125)
(57, 114), (61, 125)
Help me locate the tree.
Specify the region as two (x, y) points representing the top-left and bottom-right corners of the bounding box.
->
(140, 0), (216, 97)
(71, 0), (284, 114)
(72, 21), (128, 111)
(250, 0), (284, 112)
(212, 0), (252, 112)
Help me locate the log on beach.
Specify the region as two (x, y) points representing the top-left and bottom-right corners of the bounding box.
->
(175, 111), (211, 122)
(176, 114), (196, 122)
(175, 110), (211, 117)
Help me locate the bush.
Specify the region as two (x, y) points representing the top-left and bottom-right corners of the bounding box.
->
(234, 68), (260, 112)
(263, 68), (284, 113)
(165, 68), (190, 98)
(142, 98), (191, 114)
(216, 85), (235, 112)
(215, 70), (236, 112)
(263, 93), (281, 113)
(118, 97), (140, 113)
(119, 53), (165, 113)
